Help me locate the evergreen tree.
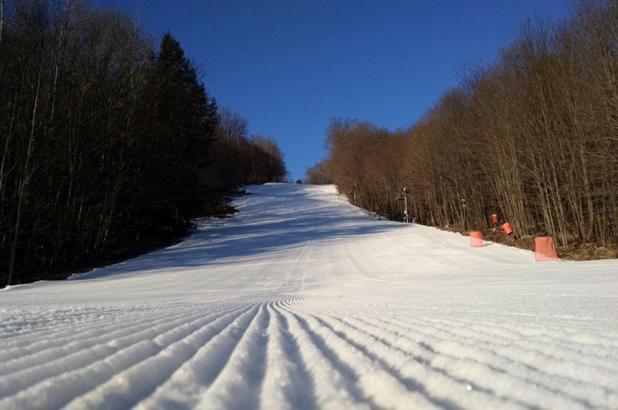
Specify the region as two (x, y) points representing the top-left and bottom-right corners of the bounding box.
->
(135, 32), (219, 229)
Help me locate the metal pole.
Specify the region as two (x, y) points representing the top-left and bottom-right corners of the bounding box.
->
(461, 198), (467, 231)
(403, 187), (409, 223)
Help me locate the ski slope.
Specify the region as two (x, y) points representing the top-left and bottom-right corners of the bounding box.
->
(1, 183), (617, 409)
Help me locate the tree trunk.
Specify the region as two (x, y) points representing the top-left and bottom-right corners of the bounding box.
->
(8, 66), (43, 286)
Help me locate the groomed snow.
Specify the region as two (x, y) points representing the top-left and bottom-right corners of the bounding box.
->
(1, 184), (617, 409)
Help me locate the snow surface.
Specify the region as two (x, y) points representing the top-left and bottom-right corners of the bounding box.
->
(1, 183), (617, 410)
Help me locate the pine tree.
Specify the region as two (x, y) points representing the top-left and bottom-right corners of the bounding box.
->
(135, 32), (219, 229)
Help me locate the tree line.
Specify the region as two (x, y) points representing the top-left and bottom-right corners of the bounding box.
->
(308, 0), (617, 257)
(0, 0), (286, 287)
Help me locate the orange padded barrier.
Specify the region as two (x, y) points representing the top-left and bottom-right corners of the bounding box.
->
(535, 236), (558, 261)
(502, 223), (513, 235)
(470, 231), (484, 247)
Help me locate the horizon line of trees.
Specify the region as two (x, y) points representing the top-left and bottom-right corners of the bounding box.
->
(0, 0), (286, 287)
(308, 0), (617, 253)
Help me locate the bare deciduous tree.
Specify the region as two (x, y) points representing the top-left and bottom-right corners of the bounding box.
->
(314, 0), (617, 257)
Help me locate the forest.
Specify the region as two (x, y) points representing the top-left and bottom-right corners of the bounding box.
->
(0, 0), (286, 287)
(308, 0), (617, 258)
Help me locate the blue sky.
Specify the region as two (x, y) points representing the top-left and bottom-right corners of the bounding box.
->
(94, 0), (572, 180)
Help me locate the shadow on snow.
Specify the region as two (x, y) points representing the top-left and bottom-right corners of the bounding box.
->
(75, 184), (405, 280)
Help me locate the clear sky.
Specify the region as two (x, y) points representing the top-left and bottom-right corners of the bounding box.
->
(93, 0), (572, 180)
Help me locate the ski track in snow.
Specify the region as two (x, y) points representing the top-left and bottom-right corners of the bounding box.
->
(1, 184), (617, 409)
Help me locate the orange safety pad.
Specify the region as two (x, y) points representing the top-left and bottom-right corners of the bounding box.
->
(535, 236), (558, 261)
(502, 223), (513, 235)
(470, 231), (484, 247)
